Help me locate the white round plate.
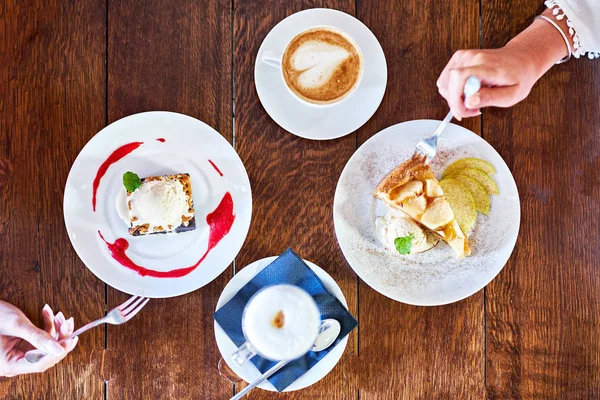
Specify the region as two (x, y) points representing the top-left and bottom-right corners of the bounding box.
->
(214, 257), (349, 392)
(334, 120), (520, 306)
(254, 8), (387, 140)
(64, 111), (252, 298)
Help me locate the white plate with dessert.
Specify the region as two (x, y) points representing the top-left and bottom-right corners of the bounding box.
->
(64, 111), (252, 298)
(255, 8), (387, 140)
(333, 120), (520, 305)
(214, 257), (349, 391)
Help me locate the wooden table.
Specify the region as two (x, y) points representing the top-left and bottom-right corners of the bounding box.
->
(1, 0), (599, 398)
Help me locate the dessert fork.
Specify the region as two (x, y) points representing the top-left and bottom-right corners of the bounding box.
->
(413, 76), (481, 164)
(25, 291), (149, 363)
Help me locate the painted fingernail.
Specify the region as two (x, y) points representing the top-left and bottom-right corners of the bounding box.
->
(56, 312), (65, 324)
(467, 94), (480, 108)
(451, 109), (462, 121)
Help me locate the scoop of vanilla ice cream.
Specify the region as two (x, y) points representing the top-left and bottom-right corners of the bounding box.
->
(375, 208), (438, 254)
(128, 179), (189, 229)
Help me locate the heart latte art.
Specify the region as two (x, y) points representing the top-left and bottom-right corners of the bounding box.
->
(282, 27), (363, 105)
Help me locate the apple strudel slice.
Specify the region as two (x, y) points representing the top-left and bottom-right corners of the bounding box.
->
(374, 157), (471, 257)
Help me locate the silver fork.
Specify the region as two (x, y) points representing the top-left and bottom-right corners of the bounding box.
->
(25, 291), (149, 363)
(413, 76), (481, 164)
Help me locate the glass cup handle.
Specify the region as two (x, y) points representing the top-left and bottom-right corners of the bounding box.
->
(231, 341), (257, 365)
(261, 50), (281, 68)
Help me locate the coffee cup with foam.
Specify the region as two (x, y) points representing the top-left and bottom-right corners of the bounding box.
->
(231, 284), (321, 364)
(261, 25), (364, 107)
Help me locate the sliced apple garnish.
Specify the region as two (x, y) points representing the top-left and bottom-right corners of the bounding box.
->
(440, 178), (476, 234)
(454, 175), (490, 215)
(442, 157), (496, 178)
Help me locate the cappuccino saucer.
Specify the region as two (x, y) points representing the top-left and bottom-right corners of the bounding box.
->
(214, 257), (349, 392)
(255, 8), (387, 140)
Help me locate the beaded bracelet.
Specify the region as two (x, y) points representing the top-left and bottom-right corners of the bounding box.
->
(535, 15), (572, 64)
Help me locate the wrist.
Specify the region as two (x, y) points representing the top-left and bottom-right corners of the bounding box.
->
(505, 15), (569, 80)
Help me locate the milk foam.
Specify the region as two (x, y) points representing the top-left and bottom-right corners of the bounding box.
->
(243, 285), (321, 361)
(291, 41), (350, 89)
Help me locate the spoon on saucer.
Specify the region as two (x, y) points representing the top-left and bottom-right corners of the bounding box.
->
(230, 318), (341, 400)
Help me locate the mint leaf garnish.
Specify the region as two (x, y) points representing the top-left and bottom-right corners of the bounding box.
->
(394, 234), (414, 255)
(123, 171), (141, 192)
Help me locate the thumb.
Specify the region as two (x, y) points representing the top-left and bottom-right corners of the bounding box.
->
(466, 86), (521, 109)
(13, 321), (65, 356)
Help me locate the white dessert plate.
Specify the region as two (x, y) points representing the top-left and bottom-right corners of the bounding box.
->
(334, 120), (520, 306)
(255, 8), (387, 140)
(64, 111), (252, 298)
(214, 257), (349, 392)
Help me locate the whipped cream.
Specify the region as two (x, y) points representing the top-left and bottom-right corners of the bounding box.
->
(375, 208), (439, 255)
(124, 178), (192, 231)
(243, 285), (321, 361)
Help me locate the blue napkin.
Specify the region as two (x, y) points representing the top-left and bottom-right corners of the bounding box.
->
(213, 248), (358, 392)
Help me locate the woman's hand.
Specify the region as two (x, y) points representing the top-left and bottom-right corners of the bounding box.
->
(0, 301), (78, 377)
(437, 46), (540, 119)
(437, 13), (571, 119)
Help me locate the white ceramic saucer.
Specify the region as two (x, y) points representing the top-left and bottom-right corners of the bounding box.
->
(334, 120), (520, 306)
(214, 257), (349, 392)
(64, 112), (252, 298)
(255, 8), (387, 140)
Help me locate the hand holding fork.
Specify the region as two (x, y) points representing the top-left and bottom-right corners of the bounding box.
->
(25, 292), (149, 363)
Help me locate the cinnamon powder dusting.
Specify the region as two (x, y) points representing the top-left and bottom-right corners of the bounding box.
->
(271, 311), (285, 329)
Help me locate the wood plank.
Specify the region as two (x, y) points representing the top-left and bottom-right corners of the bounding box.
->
(0, 0), (106, 398)
(106, 1), (233, 399)
(353, 0), (484, 398)
(233, 1), (358, 398)
(482, 1), (600, 398)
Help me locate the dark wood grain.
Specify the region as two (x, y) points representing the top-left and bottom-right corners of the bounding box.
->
(106, 1), (233, 399)
(351, 0), (485, 398)
(0, 0), (106, 398)
(2, 0), (600, 398)
(482, 1), (600, 398)
(233, 1), (358, 398)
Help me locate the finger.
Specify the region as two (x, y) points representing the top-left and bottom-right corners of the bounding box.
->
(12, 320), (65, 356)
(54, 312), (65, 339)
(59, 321), (69, 338)
(447, 69), (470, 118)
(466, 86), (522, 108)
(58, 317), (74, 340)
(63, 336), (78, 353)
(42, 305), (56, 338)
(53, 318), (61, 338)
(447, 65), (509, 118)
(55, 312), (66, 326)
(9, 350), (67, 375)
(461, 109), (482, 118)
(437, 50), (472, 90)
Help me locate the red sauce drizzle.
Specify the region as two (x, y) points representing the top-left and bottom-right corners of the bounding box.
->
(92, 142), (144, 212)
(99, 192), (235, 278)
(156, 138), (166, 142)
(208, 160), (223, 177)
